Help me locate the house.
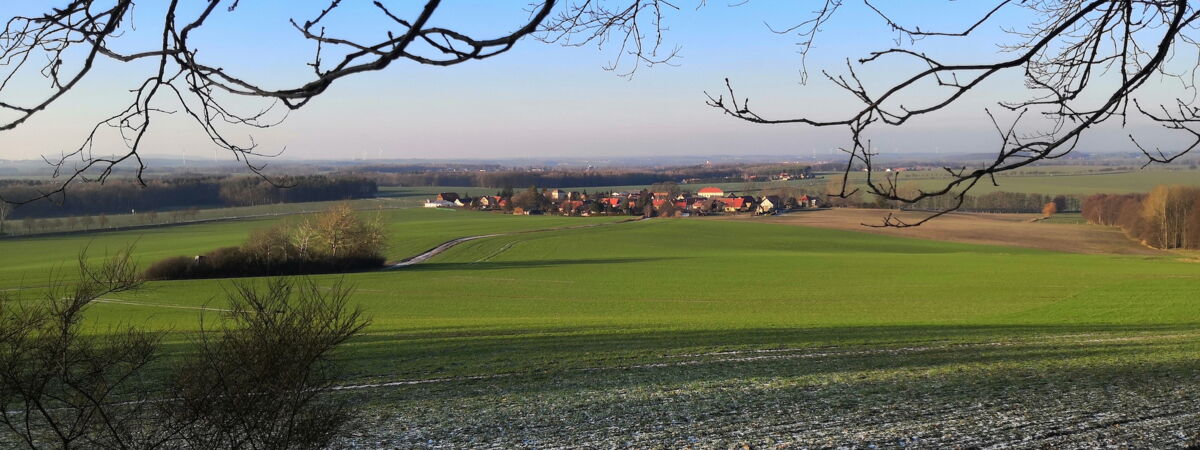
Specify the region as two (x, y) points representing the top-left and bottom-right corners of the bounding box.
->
(757, 195), (783, 214)
(697, 187), (725, 199)
(436, 192), (461, 203)
(692, 198), (722, 214)
(717, 196), (755, 213)
(423, 199), (454, 208)
(477, 196), (503, 209)
(546, 189), (567, 201)
(798, 194), (822, 208)
(514, 207), (543, 215)
(559, 200), (585, 215)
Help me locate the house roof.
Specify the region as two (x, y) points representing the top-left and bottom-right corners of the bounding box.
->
(718, 197), (746, 208)
(698, 187), (724, 193)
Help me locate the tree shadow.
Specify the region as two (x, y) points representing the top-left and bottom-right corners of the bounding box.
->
(336, 322), (1200, 399)
(395, 257), (681, 272)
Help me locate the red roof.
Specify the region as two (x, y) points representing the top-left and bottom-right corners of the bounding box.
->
(674, 201), (687, 209)
(718, 197), (745, 208)
(603, 198), (622, 207)
(698, 187), (723, 194)
(652, 199), (666, 208)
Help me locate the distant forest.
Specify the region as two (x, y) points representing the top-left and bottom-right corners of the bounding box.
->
(0, 175), (377, 219)
(360, 163), (815, 188)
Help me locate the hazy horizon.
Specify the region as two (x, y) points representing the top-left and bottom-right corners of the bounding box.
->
(0, 2), (1188, 164)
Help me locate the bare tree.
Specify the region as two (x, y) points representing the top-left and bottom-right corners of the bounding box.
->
(0, 202), (10, 234)
(0, 1), (559, 204)
(0, 248), (371, 449)
(168, 277), (369, 449)
(4, 1), (1196, 228)
(0, 247), (164, 449)
(704, 1), (1200, 226)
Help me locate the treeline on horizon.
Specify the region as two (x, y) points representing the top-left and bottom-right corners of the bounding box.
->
(808, 180), (1081, 213)
(359, 163), (816, 188)
(0, 175), (376, 219)
(905, 191), (1080, 214)
(1082, 186), (1200, 249)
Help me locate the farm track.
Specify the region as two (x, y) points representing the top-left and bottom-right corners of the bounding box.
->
(386, 217), (645, 269)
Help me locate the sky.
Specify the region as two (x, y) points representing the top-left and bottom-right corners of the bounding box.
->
(0, 1), (1189, 164)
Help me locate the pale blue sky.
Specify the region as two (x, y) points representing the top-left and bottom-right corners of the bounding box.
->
(0, 1), (1184, 163)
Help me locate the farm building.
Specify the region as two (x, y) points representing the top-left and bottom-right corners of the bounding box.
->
(424, 199), (454, 208)
(757, 195), (784, 214)
(717, 197), (753, 212)
(697, 187), (725, 198)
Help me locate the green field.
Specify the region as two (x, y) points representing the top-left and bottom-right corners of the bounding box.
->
(2, 208), (1198, 446)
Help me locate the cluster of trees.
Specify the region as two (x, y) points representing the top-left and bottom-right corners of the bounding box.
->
(0, 175), (376, 219)
(909, 191), (1078, 214)
(815, 178), (1079, 213)
(1082, 186), (1200, 249)
(217, 175), (377, 207)
(144, 204), (387, 280)
(0, 250), (367, 449)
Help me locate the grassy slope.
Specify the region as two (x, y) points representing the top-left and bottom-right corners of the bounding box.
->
(5, 212), (1191, 383)
(0, 208), (623, 290)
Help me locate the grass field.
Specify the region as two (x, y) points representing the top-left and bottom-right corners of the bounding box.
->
(2, 208), (1198, 446)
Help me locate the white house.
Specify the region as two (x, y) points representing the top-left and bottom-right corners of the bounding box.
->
(756, 195), (784, 214)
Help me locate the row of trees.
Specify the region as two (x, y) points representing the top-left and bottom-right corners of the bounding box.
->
(0, 250), (367, 449)
(908, 191), (1078, 214)
(363, 164), (809, 188)
(1082, 186), (1200, 249)
(217, 175), (378, 207)
(813, 178), (1080, 213)
(144, 204), (387, 280)
(0, 175), (376, 220)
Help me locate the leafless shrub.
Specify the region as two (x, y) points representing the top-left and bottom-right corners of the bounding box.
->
(168, 277), (369, 450)
(0, 247), (169, 449)
(0, 247), (370, 449)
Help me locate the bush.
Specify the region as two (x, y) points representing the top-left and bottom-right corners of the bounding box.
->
(143, 204), (388, 280)
(142, 255), (195, 280)
(0, 250), (369, 449)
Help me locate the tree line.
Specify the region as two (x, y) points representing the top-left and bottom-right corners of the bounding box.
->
(1082, 186), (1200, 249)
(907, 191), (1079, 214)
(782, 178), (1082, 213)
(361, 164), (811, 188)
(0, 175), (377, 220)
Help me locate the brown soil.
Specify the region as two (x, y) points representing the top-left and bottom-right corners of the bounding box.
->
(711, 209), (1163, 255)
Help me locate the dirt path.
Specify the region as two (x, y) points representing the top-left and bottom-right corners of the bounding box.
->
(713, 209), (1163, 255)
(385, 218), (645, 269)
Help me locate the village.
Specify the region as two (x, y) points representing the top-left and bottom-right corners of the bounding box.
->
(423, 185), (824, 217)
